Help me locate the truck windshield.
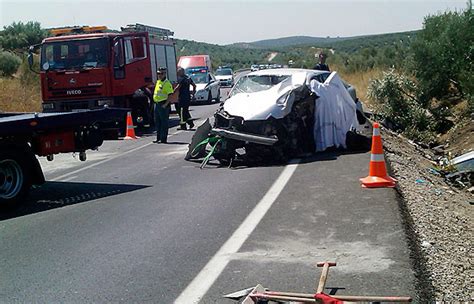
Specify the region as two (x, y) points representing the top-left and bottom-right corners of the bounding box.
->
(230, 74), (289, 97)
(41, 38), (109, 70)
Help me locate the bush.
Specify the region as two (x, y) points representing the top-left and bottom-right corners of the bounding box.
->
(0, 51), (22, 77)
(368, 69), (435, 142)
(412, 10), (474, 105)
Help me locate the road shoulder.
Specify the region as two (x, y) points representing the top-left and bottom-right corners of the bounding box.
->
(200, 151), (416, 302)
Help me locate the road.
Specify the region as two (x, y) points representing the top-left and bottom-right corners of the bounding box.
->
(0, 82), (416, 303)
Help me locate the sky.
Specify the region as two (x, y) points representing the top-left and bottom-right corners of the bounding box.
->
(0, 0), (469, 45)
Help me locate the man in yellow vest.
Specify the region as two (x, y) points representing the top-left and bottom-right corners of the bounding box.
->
(153, 67), (174, 143)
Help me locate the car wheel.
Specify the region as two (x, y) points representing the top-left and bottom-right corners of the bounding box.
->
(215, 89), (221, 102)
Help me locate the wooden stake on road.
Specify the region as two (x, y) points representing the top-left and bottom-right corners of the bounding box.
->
(264, 291), (412, 302)
(316, 261), (336, 293)
(233, 261), (412, 303)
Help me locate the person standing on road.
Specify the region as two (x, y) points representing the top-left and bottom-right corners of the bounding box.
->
(153, 67), (174, 143)
(313, 52), (330, 71)
(175, 67), (196, 130)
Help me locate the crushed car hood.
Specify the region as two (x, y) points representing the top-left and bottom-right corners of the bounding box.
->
(223, 72), (306, 121)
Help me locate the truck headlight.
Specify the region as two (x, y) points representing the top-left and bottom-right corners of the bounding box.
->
(42, 103), (54, 110)
(97, 99), (113, 106)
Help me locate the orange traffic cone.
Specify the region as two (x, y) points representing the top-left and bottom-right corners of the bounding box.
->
(124, 112), (138, 140)
(360, 122), (396, 188)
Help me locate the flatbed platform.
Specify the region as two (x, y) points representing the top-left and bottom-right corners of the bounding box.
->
(0, 108), (128, 137)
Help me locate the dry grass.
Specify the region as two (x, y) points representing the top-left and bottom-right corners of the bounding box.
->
(333, 66), (384, 110)
(0, 77), (42, 112)
(0, 59), (42, 112)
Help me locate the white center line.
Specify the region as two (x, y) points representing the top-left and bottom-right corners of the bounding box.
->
(46, 106), (220, 182)
(49, 125), (191, 182)
(50, 142), (154, 181)
(174, 159), (300, 304)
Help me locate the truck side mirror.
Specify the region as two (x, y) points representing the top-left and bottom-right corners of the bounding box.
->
(27, 46), (40, 74)
(27, 52), (34, 68)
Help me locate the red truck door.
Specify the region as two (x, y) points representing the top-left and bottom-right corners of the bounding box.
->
(111, 33), (152, 100)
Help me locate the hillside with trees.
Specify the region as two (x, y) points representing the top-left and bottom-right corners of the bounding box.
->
(230, 35), (347, 48)
(231, 30), (417, 51)
(175, 39), (270, 70)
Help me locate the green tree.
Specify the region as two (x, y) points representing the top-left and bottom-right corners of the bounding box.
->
(0, 21), (47, 51)
(411, 10), (474, 105)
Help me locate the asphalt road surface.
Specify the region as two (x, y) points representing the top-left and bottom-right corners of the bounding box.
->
(0, 82), (416, 303)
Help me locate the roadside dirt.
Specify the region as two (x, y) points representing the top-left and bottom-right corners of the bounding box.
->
(382, 128), (473, 301)
(439, 117), (474, 156)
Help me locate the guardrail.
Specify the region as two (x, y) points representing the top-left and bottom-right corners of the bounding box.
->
(233, 68), (251, 75)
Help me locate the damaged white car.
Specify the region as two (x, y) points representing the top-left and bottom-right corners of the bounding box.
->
(186, 69), (368, 166)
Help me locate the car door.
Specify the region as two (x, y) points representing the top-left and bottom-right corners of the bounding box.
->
(211, 74), (220, 97)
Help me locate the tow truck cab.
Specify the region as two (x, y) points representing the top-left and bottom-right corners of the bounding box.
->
(33, 24), (177, 127)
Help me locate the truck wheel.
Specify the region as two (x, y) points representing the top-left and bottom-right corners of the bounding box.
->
(0, 152), (30, 209)
(79, 151), (87, 161)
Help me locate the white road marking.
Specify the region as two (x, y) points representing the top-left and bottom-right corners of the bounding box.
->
(48, 117), (208, 182)
(43, 101), (222, 182)
(61, 176), (77, 182)
(174, 159), (300, 304)
(50, 142), (154, 181)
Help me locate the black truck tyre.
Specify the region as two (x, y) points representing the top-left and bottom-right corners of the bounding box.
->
(0, 151), (31, 209)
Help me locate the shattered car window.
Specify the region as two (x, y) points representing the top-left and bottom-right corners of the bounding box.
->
(230, 75), (290, 97)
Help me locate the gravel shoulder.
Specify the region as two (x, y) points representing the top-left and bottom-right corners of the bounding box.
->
(383, 129), (473, 302)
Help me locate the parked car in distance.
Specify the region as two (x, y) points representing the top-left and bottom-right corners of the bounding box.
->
(215, 67), (234, 87)
(251, 64), (259, 71)
(190, 71), (221, 103)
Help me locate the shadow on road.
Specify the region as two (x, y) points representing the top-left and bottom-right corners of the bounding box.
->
(299, 148), (371, 164)
(135, 117), (182, 137)
(189, 148), (371, 170)
(0, 181), (149, 221)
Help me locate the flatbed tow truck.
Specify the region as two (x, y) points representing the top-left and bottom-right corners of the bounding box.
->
(0, 108), (127, 208)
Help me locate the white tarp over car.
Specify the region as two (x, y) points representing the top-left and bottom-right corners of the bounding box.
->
(310, 72), (358, 152)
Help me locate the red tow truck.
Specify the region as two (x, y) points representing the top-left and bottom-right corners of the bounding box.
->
(28, 24), (178, 130)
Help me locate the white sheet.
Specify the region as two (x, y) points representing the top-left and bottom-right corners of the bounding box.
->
(310, 72), (358, 152)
